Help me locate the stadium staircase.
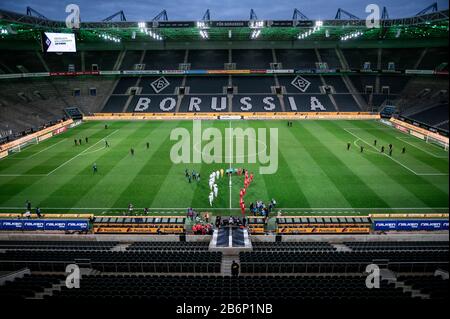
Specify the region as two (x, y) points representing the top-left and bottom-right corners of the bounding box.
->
(28, 279), (67, 300)
(341, 75), (367, 111)
(209, 226), (252, 254)
(221, 255), (239, 276)
(331, 244), (352, 252)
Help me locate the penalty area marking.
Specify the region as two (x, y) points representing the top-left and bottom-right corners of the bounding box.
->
(45, 130), (119, 176)
(344, 128), (448, 176)
(396, 136), (448, 159)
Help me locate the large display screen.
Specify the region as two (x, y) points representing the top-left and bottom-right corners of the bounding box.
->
(42, 32), (77, 52)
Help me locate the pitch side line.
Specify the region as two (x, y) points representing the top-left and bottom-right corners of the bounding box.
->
(396, 137), (448, 159)
(0, 207), (447, 211)
(45, 130), (119, 176)
(229, 121), (232, 211)
(344, 128), (448, 176)
(27, 139), (67, 159)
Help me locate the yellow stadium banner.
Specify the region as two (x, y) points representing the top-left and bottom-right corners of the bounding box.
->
(85, 112), (380, 121)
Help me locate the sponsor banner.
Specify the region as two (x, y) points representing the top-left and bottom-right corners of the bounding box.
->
(410, 130), (425, 140)
(250, 70), (268, 74)
(212, 21), (247, 27)
(122, 70), (160, 75)
(0, 73), (24, 79)
(0, 150), (8, 159)
(0, 219), (89, 231)
(53, 126), (68, 136)
(0, 73), (50, 79)
(280, 227), (370, 234)
(23, 72), (50, 78)
(374, 220), (449, 231)
(38, 132), (53, 142)
(405, 69), (434, 75)
(315, 68), (336, 73)
(100, 71), (122, 75)
(391, 118), (449, 143)
(49, 71), (100, 76)
(266, 69), (295, 74)
(185, 70), (208, 75)
(394, 124), (409, 133)
(207, 70), (252, 74)
(219, 115), (242, 120)
(162, 70), (185, 75)
(69, 120), (82, 129)
(380, 119), (394, 127)
(295, 69), (315, 74)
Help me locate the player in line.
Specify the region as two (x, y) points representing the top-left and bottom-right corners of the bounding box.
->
(209, 192), (214, 207)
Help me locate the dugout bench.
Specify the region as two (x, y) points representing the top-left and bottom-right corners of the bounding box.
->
(93, 216), (186, 234)
(276, 216), (371, 234)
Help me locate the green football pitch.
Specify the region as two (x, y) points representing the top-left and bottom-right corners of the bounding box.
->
(0, 120), (448, 216)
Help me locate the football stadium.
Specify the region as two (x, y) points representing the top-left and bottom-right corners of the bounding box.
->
(0, 0), (448, 311)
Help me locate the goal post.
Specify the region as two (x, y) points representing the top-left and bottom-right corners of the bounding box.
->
(426, 135), (449, 151)
(9, 137), (39, 154)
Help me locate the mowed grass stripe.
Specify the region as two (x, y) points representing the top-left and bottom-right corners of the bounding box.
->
(232, 121), (270, 210)
(33, 122), (146, 209)
(73, 121), (166, 209)
(327, 121), (436, 208)
(0, 122), (104, 174)
(279, 122), (352, 208)
(111, 121), (182, 209)
(360, 120), (449, 173)
(337, 121), (448, 208)
(296, 121), (390, 208)
(257, 121), (310, 209)
(347, 121), (447, 175)
(0, 123), (113, 205)
(167, 121), (222, 210)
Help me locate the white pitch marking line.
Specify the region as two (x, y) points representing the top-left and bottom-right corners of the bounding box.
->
(0, 174), (47, 177)
(79, 145), (107, 156)
(344, 128), (448, 176)
(0, 207), (447, 211)
(46, 130), (119, 176)
(27, 139), (67, 159)
(396, 136), (448, 159)
(228, 121), (232, 211)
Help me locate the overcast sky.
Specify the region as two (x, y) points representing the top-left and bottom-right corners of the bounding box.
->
(1, 0), (448, 21)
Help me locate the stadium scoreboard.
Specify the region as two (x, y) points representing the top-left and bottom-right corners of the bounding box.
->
(42, 32), (77, 53)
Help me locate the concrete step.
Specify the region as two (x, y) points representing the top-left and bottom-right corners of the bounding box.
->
(221, 255), (239, 276)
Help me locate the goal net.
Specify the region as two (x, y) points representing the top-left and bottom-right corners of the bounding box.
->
(426, 135), (449, 151)
(9, 137), (39, 154)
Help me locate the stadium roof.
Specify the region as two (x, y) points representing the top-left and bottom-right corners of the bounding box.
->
(0, 7), (448, 43)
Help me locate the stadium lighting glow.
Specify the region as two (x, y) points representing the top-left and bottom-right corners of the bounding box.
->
(138, 22), (146, 29)
(97, 33), (121, 43)
(340, 31), (363, 41)
(0, 29), (8, 35)
(196, 21), (209, 29)
(298, 25), (320, 40)
(199, 30), (209, 39)
(315, 20), (323, 27)
(251, 29), (261, 39)
(249, 20), (264, 29)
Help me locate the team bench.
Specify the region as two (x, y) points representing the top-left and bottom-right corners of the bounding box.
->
(93, 216), (186, 234)
(276, 216), (371, 234)
(247, 217), (266, 234)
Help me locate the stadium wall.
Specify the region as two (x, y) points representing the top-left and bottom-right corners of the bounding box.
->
(0, 38), (447, 51)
